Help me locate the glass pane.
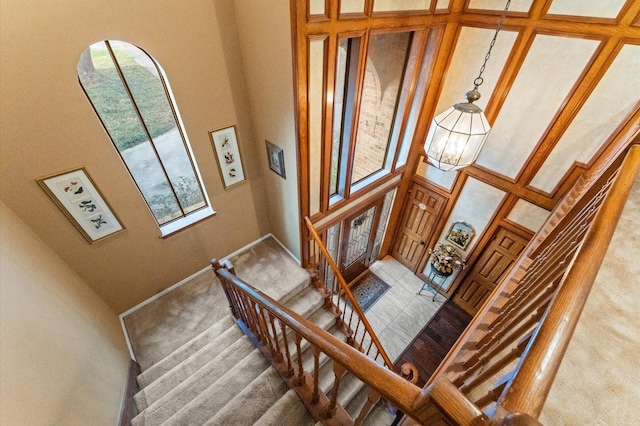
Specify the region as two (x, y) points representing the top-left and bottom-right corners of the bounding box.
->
(530, 43), (640, 193)
(371, 188), (396, 261)
(352, 32), (411, 184)
(341, 0), (365, 14)
(373, 0), (429, 12)
(309, 38), (325, 215)
(110, 42), (204, 214)
(309, 0), (325, 15)
(475, 35), (599, 178)
(330, 37), (359, 197)
(325, 222), (341, 293)
(547, 0), (625, 19)
(344, 206), (376, 267)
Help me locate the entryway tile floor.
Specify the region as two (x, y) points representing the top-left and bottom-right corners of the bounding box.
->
(367, 256), (445, 361)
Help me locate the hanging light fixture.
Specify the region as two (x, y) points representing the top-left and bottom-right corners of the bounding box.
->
(424, 0), (511, 171)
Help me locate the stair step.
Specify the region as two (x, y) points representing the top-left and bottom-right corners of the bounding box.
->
(284, 284), (324, 317)
(132, 344), (261, 425)
(345, 385), (395, 426)
(254, 389), (316, 426)
(136, 314), (235, 388)
(202, 367), (289, 426)
(162, 349), (271, 425)
(134, 335), (251, 411)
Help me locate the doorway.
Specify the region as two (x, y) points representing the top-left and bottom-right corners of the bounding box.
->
(339, 199), (383, 283)
(452, 226), (529, 315)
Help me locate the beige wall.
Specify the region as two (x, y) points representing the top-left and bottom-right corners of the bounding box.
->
(0, 202), (129, 425)
(0, 0), (271, 312)
(233, 0), (301, 259)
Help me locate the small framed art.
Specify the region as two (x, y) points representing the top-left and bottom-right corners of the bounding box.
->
(446, 221), (475, 250)
(210, 125), (246, 188)
(37, 167), (125, 244)
(266, 140), (286, 179)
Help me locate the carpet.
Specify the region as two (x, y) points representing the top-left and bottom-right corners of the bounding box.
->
(350, 272), (390, 312)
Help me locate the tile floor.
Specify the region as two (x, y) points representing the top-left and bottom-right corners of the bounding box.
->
(366, 255), (445, 361)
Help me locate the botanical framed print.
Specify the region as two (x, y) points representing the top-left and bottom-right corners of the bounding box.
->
(266, 140), (286, 179)
(210, 125), (246, 188)
(37, 167), (124, 244)
(446, 221), (475, 250)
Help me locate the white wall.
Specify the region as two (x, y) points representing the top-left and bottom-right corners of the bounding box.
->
(233, 0), (301, 259)
(0, 202), (129, 425)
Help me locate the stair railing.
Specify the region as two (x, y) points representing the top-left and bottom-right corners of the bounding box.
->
(303, 216), (395, 370)
(211, 258), (487, 425)
(398, 143), (640, 425)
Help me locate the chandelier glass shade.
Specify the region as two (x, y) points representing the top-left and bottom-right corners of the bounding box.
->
(425, 94), (491, 171)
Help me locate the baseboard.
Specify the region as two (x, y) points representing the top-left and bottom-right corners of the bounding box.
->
(118, 233), (293, 360)
(118, 359), (141, 426)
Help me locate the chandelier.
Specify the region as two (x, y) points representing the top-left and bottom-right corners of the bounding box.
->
(424, 0), (511, 171)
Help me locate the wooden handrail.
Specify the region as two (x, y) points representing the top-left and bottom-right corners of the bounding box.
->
(304, 216), (395, 369)
(212, 261), (488, 424)
(497, 144), (640, 417)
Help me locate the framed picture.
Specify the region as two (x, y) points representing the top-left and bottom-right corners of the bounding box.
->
(209, 125), (246, 189)
(37, 167), (124, 244)
(266, 140), (286, 179)
(446, 221), (475, 250)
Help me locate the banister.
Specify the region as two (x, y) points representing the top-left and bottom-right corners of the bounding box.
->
(213, 265), (428, 419)
(303, 216), (395, 369)
(496, 144), (640, 417)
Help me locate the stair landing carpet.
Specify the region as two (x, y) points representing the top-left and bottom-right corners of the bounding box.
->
(350, 272), (390, 312)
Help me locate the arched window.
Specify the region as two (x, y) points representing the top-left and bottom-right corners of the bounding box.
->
(78, 40), (212, 235)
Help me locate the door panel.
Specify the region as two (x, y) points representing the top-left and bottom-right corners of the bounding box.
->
(392, 183), (446, 271)
(340, 202), (381, 283)
(453, 227), (529, 315)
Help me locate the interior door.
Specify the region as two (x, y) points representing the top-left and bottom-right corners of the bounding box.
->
(340, 201), (381, 284)
(452, 226), (529, 315)
(391, 183), (446, 271)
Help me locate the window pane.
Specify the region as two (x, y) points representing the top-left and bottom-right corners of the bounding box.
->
(352, 32), (411, 184)
(330, 38), (348, 196)
(110, 43), (205, 214)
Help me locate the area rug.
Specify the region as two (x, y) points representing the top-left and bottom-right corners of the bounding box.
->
(350, 272), (391, 312)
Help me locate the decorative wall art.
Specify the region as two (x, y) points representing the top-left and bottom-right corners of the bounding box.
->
(210, 125), (246, 188)
(266, 140), (286, 179)
(446, 221), (475, 250)
(37, 167), (125, 243)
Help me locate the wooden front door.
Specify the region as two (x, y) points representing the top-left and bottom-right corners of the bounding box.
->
(392, 183), (446, 271)
(339, 201), (382, 283)
(453, 226), (529, 315)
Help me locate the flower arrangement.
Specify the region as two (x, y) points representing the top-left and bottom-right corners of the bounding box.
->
(429, 242), (465, 276)
(448, 228), (470, 247)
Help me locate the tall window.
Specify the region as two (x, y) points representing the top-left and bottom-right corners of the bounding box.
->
(78, 40), (212, 235)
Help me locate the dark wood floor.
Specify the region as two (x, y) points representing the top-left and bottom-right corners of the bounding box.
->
(394, 300), (473, 388)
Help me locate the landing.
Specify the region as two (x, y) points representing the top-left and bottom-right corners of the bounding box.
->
(122, 236), (309, 370)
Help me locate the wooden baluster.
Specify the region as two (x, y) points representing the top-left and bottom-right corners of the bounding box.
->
(355, 389), (381, 426)
(294, 334), (306, 386)
(257, 303), (276, 355)
(323, 362), (347, 419)
(268, 312), (283, 362)
(312, 345), (321, 404)
(279, 320), (294, 378)
(211, 258), (238, 318)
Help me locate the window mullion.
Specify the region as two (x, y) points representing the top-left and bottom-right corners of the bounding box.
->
(105, 41), (186, 218)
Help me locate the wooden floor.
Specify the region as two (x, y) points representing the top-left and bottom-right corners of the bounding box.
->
(394, 300), (473, 388)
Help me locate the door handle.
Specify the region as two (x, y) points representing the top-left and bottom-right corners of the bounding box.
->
(419, 241), (425, 245)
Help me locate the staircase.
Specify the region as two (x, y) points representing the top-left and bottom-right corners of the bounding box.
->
(129, 242), (395, 425)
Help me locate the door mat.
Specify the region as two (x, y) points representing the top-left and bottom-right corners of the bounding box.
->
(350, 272), (391, 312)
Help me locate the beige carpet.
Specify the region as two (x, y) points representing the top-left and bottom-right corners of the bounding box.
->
(123, 236), (309, 370)
(540, 174), (640, 424)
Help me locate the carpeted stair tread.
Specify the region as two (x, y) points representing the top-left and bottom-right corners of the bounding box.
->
(132, 345), (262, 425)
(162, 349), (271, 425)
(254, 389), (316, 426)
(362, 404), (396, 426)
(345, 384), (395, 426)
(284, 284), (324, 317)
(136, 314), (235, 388)
(202, 367), (289, 426)
(134, 334), (251, 411)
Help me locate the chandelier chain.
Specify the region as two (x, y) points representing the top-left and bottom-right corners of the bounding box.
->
(473, 0), (512, 88)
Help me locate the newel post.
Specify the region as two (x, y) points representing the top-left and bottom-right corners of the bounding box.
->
(211, 258), (238, 318)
